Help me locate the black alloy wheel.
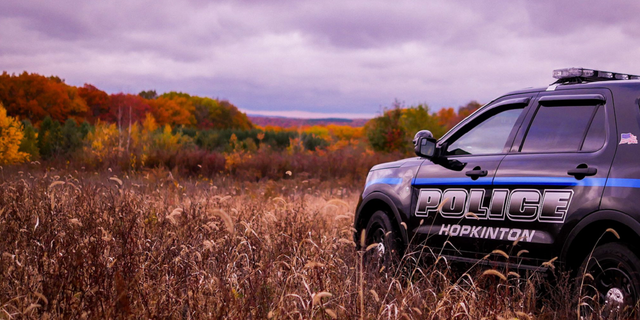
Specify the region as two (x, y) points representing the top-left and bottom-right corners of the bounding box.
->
(364, 211), (402, 269)
(579, 242), (640, 317)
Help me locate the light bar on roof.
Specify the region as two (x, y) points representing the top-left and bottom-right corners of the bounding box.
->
(553, 67), (640, 82)
(553, 68), (594, 78)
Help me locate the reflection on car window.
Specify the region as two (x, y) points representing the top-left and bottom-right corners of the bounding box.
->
(581, 105), (606, 151)
(446, 108), (523, 155)
(521, 104), (598, 153)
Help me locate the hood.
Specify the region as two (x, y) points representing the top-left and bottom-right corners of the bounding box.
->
(370, 157), (424, 171)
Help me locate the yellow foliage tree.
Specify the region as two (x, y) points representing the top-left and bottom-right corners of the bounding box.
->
(154, 124), (192, 153)
(224, 133), (252, 173)
(0, 103), (30, 164)
(84, 121), (120, 164)
(142, 112), (159, 133)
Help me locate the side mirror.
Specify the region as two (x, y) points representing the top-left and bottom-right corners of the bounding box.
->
(413, 130), (437, 158)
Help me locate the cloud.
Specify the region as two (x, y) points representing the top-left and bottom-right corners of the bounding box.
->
(1, 0), (639, 117)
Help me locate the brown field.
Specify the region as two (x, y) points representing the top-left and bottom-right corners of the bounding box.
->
(0, 167), (633, 319)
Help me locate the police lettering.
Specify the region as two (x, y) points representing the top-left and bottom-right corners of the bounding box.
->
(415, 188), (573, 223)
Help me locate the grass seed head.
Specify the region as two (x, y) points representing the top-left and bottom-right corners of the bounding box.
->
(491, 249), (509, 259)
(369, 289), (379, 302)
(605, 227), (620, 239)
(482, 269), (507, 281)
(48, 181), (65, 189)
(166, 207), (183, 225)
(210, 209), (234, 235)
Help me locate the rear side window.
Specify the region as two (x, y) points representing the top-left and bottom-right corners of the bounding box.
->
(521, 104), (604, 153)
(581, 106), (606, 151)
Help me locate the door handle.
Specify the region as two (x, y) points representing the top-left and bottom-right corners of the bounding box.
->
(567, 165), (597, 178)
(465, 167), (488, 179)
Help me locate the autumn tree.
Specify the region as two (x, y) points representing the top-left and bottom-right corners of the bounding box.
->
(436, 101), (483, 132)
(457, 100), (482, 121)
(365, 101), (459, 154)
(210, 100), (252, 130)
(436, 107), (458, 131)
(149, 95), (195, 127)
(0, 72), (88, 123)
(0, 103), (30, 164)
(365, 102), (406, 153)
(78, 84), (110, 122)
(108, 93), (152, 127)
(160, 92), (252, 130)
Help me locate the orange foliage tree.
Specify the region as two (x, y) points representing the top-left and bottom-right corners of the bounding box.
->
(148, 96), (195, 127)
(436, 101), (482, 131)
(0, 72), (88, 123)
(162, 92), (252, 130)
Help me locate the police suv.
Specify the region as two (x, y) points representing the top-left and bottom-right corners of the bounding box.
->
(355, 68), (640, 306)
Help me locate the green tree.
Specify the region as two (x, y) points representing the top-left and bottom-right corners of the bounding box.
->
(302, 132), (329, 151)
(400, 103), (447, 140)
(38, 116), (62, 159)
(61, 118), (83, 155)
(19, 120), (40, 160)
(139, 90), (158, 100)
(79, 121), (92, 138)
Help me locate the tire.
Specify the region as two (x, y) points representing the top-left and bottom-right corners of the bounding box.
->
(364, 211), (402, 269)
(578, 242), (640, 317)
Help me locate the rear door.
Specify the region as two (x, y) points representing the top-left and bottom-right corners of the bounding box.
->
(492, 89), (616, 263)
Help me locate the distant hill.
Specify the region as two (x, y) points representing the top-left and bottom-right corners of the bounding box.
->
(249, 115), (368, 127)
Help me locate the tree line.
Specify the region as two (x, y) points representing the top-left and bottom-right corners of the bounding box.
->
(0, 71), (482, 172)
(0, 72), (252, 130)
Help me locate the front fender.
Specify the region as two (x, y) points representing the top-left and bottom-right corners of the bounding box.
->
(354, 191), (409, 246)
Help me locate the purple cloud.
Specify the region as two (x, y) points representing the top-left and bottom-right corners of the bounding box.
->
(1, 0), (639, 118)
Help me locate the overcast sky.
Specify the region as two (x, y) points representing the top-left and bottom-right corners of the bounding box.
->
(2, 0), (640, 118)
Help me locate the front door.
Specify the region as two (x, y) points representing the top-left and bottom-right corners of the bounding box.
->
(410, 94), (535, 257)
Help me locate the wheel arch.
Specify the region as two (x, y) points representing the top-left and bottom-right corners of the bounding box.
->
(561, 210), (640, 271)
(354, 192), (409, 249)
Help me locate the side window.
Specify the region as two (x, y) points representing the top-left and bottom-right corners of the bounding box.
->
(581, 106), (606, 151)
(521, 104), (604, 153)
(446, 107), (523, 155)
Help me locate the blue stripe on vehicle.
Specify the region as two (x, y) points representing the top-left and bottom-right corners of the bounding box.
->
(493, 177), (607, 187)
(366, 177), (403, 188)
(604, 178), (640, 188)
(411, 177), (493, 186)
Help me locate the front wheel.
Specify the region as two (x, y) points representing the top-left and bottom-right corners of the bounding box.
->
(364, 211), (402, 269)
(578, 242), (640, 317)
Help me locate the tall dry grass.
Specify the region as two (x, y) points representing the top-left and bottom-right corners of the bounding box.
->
(0, 167), (633, 319)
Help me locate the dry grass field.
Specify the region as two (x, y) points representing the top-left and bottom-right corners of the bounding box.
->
(0, 166), (633, 319)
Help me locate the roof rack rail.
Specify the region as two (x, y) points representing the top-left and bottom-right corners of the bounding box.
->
(552, 67), (640, 84)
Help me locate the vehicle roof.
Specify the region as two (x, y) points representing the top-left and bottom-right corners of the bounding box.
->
(504, 79), (640, 96)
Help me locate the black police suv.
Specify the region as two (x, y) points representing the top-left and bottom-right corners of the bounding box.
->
(355, 68), (640, 307)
